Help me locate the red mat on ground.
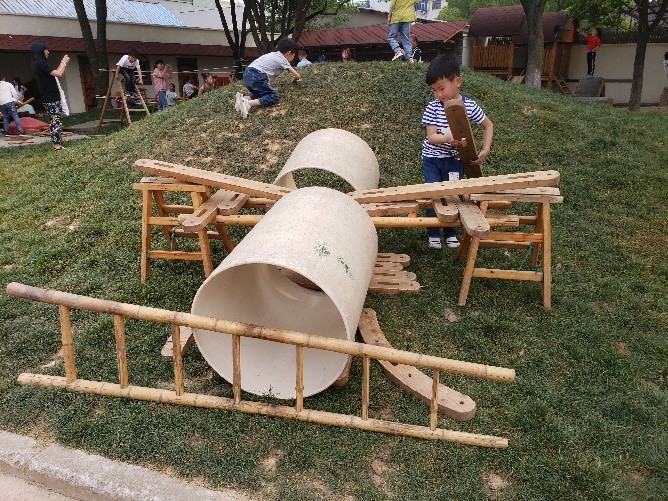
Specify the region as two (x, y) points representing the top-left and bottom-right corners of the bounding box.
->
(9, 117), (48, 134)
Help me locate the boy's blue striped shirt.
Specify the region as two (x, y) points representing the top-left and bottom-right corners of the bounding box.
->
(421, 96), (486, 158)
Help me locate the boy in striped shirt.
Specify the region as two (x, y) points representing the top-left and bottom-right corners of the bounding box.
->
(421, 55), (494, 249)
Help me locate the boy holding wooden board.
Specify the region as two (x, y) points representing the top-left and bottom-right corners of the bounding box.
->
(421, 55), (493, 249)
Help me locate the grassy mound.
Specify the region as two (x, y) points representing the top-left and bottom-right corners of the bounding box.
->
(0, 61), (666, 500)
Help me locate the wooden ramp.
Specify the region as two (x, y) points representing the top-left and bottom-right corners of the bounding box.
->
(358, 309), (477, 421)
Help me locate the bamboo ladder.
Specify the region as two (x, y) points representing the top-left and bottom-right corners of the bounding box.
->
(96, 75), (150, 133)
(7, 282), (515, 448)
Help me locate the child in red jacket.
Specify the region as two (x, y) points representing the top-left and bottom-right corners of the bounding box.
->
(579, 28), (602, 77)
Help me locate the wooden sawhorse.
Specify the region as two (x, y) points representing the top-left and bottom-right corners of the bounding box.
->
(132, 177), (240, 281)
(456, 188), (563, 309)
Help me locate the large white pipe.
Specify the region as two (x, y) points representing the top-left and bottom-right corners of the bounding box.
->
(191, 187), (378, 399)
(273, 128), (380, 191)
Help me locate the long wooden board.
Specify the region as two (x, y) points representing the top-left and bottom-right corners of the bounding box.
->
(358, 309), (476, 421)
(443, 98), (482, 178)
(349, 170), (560, 204)
(135, 159), (293, 200)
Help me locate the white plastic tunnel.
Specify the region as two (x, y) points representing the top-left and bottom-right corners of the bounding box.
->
(273, 128), (380, 191)
(191, 187), (378, 399)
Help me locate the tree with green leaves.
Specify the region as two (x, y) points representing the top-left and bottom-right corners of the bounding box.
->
(215, 0), (354, 76)
(72, 0), (109, 96)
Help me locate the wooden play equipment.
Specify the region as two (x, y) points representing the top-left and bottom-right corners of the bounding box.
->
(359, 309), (476, 421)
(443, 99), (482, 178)
(273, 128), (380, 190)
(457, 187), (563, 309)
(6, 282), (515, 447)
(135, 157), (562, 307)
(96, 75), (150, 133)
(132, 176), (242, 280)
(468, 5), (574, 93)
(190, 187), (379, 399)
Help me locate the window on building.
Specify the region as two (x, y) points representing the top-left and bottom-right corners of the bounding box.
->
(432, 0), (442, 9)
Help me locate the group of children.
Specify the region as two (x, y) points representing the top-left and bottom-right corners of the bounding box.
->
(114, 50), (214, 111)
(232, 38), (493, 250)
(117, 38), (494, 250)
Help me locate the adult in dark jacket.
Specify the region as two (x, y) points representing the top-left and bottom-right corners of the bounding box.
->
(31, 42), (69, 150)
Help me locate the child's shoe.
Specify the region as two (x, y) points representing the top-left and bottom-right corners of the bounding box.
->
(428, 237), (442, 249)
(234, 92), (243, 112)
(445, 236), (460, 249)
(240, 98), (251, 119)
(392, 49), (404, 61)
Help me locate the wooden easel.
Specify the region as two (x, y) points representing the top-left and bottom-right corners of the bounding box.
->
(96, 75), (150, 133)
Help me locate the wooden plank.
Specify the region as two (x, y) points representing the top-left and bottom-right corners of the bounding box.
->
(362, 201), (419, 216)
(181, 190), (249, 232)
(472, 269), (543, 281)
(443, 98), (482, 178)
(349, 170), (560, 204)
(358, 309), (476, 421)
(368, 278), (420, 294)
(452, 198), (490, 238)
(469, 187), (563, 204)
(432, 196), (460, 223)
(376, 253), (410, 266)
(135, 159), (293, 200)
(161, 326), (195, 358)
(372, 270), (417, 281)
(132, 176), (209, 193)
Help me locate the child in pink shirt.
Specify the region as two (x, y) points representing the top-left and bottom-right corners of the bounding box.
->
(152, 60), (171, 111)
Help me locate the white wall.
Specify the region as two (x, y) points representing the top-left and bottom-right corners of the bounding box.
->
(568, 43), (668, 104)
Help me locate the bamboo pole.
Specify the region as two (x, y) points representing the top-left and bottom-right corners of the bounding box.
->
(171, 325), (184, 396)
(430, 370), (439, 430)
(6, 283), (515, 383)
(17, 373), (509, 448)
(59, 306), (77, 383)
(113, 315), (129, 388)
(295, 346), (304, 412)
(232, 335), (241, 404)
(362, 356), (370, 421)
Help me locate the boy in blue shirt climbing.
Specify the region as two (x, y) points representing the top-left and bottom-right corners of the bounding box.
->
(421, 55), (494, 249)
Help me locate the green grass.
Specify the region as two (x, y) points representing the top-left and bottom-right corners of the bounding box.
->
(1, 62), (667, 500)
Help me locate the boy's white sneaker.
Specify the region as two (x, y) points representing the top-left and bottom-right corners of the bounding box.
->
(445, 236), (460, 249)
(240, 98), (250, 119)
(234, 92), (243, 112)
(428, 237), (442, 249)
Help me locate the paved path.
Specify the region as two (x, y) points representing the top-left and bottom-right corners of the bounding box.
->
(0, 430), (255, 501)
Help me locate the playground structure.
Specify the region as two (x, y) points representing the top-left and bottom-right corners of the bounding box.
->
(469, 5), (575, 93)
(8, 127), (562, 446)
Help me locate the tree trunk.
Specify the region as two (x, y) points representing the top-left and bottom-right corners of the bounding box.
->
(73, 0), (101, 94)
(628, 34), (648, 110)
(95, 0), (109, 96)
(628, 0), (668, 110)
(521, 0), (548, 88)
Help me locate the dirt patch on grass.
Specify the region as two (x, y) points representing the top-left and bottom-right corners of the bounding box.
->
(370, 455), (397, 497)
(612, 341), (630, 354)
(260, 448), (284, 473)
(484, 471), (510, 500)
